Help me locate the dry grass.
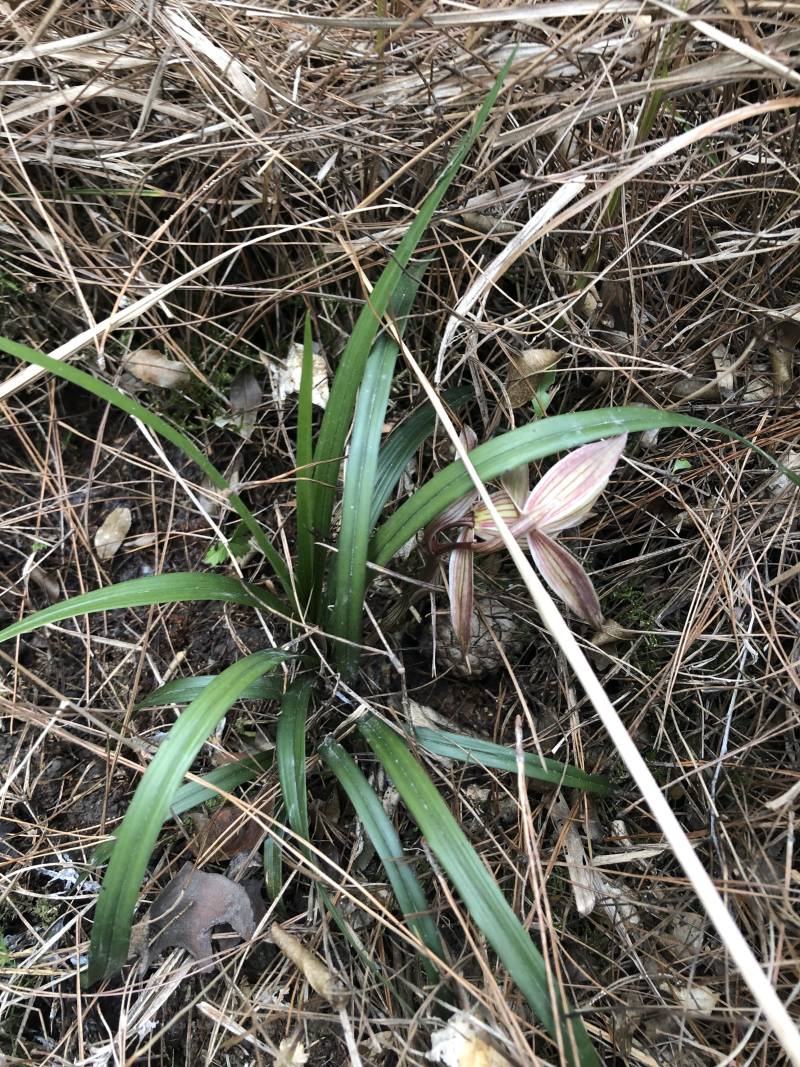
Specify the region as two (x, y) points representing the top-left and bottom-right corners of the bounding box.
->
(1, 1), (799, 1064)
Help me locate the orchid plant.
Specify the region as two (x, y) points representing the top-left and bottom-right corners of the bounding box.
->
(427, 433), (627, 650)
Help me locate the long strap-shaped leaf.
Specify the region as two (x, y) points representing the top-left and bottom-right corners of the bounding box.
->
(359, 715), (600, 1067)
(276, 678), (313, 849)
(370, 384), (472, 531)
(0, 334), (294, 604)
(274, 684), (401, 1000)
(0, 573), (284, 645)
(320, 737), (445, 987)
(370, 406), (800, 566)
(330, 262), (427, 676)
(413, 727), (609, 796)
(91, 750), (275, 867)
(271, 679), (312, 907)
(170, 752), (274, 816)
(137, 673), (284, 709)
(86, 650), (289, 984)
(309, 53), (515, 571)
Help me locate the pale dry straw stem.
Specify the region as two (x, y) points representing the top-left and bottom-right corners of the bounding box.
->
(0, 109), (97, 339)
(508, 95), (800, 263)
(0, 13), (138, 65)
(0, 213), (332, 400)
(437, 96), (800, 380)
(434, 177), (587, 381)
(3, 97), (795, 401)
(652, 0), (800, 87)
(395, 340), (800, 1065)
(0, 151), (422, 398)
(212, 1), (799, 28)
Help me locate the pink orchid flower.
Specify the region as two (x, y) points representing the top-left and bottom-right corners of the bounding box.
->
(426, 434), (627, 650)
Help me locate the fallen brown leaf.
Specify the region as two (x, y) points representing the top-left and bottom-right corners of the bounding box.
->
(505, 348), (559, 408)
(148, 862), (255, 971)
(191, 805), (264, 860)
(230, 369), (262, 439)
(124, 348), (189, 389)
(94, 507), (132, 561)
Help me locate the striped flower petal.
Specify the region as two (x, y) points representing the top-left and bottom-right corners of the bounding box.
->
(473, 489), (521, 542)
(523, 434), (627, 535)
(448, 525), (475, 651)
(472, 490), (532, 556)
(424, 427), (480, 554)
(424, 491), (475, 554)
(527, 531), (603, 628)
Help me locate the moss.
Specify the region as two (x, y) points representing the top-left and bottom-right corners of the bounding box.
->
(612, 584), (662, 674)
(0, 931), (12, 967)
(32, 897), (60, 926)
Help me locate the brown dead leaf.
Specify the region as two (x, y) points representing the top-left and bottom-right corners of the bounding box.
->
(26, 564), (60, 602)
(665, 982), (719, 1013)
(427, 1012), (514, 1067)
(148, 862), (255, 971)
(275, 1037), (309, 1066)
(505, 348), (559, 408)
(242, 875), (268, 926)
(124, 348), (189, 389)
(742, 375), (774, 403)
(765, 448), (800, 497)
(550, 795), (595, 916)
(230, 369), (262, 439)
(711, 343), (736, 393)
(94, 507), (132, 561)
(191, 805), (264, 860)
(769, 320), (799, 393)
(276, 342), (329, 409)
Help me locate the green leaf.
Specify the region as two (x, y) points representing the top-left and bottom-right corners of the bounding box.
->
(203, 521), (252, 565)
(309, 54), (515, 574)
(263, 818), (286, 904)
(275, 688), (393, 986)
(532, 369), (557, 419)
(295, 314), (316, 608)
(370, 406), (800, 566)
(413, 727), (610, 795)
(0, 334), (294, 604)
(370, 385), (472, 530)
(274, 684), (380, 979)
(91, 751), (275, 867)
(359, 715), (600, 1067)
(320, 737), (444, 985)
(137, 673), (284, 709)
(0, 573), (284, 645)
(276, 678), (313, 849)
(86, 650), (289, 984)
(170, 752), (275, 813)
(330, 261), (427, 677)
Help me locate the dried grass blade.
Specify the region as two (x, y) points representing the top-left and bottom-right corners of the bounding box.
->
(395, 347), (800, 1067)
